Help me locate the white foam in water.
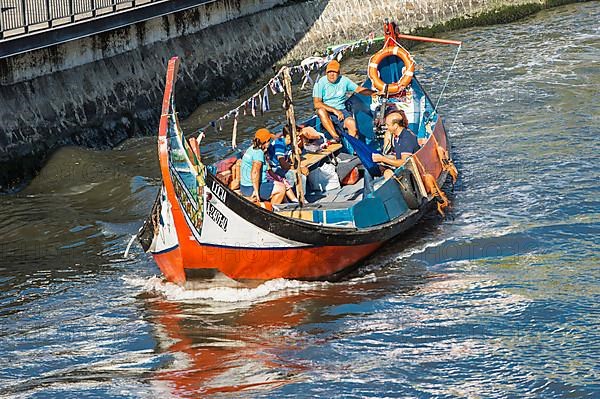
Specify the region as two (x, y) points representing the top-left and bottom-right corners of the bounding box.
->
(124, 275), (327, 303)
(393, 239), (450, 261)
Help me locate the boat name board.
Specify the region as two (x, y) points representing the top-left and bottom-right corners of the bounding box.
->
(207, 202), (228, 232)
(211, 180), (227, 203)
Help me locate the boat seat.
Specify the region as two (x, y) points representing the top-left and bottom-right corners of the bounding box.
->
(305, 176), (365, 204)
(274, 200), (357, 211)
(301, 143), (343, 171)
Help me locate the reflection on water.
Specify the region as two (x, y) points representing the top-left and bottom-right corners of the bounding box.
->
(138, 276), (410, 397)
(1, 2), (599, 398)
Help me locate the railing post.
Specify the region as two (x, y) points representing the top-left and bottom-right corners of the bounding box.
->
(20, 0), (28, 33)
(69, 0), (74, 23)
(91, 0), (96, 18)
(112, 0), (116, 13)
(46, 0), (52, 28)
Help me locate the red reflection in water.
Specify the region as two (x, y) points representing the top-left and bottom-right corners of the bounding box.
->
(145, 277), (397, 397)
(148, 291), (330, 397)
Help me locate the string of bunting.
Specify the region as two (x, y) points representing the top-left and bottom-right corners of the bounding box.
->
(196, 31), (384, 148)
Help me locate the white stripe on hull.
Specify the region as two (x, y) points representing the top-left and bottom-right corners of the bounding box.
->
(200, 185), (309, 248)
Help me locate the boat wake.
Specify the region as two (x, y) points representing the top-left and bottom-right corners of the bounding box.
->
(124, 275), (329, 303)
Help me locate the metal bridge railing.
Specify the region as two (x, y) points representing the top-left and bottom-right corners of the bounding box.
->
(0, 0), (162, 40)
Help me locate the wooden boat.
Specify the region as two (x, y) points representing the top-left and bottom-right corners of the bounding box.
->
(138, 22), (460, 284)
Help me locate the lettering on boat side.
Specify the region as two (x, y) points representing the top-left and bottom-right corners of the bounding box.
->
(211, 180), (227, 203)
(207, 202), (228, 232)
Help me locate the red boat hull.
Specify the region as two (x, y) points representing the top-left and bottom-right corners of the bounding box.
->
(154, 241), (382, 283)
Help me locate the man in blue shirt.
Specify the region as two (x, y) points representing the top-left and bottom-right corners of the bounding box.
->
(372, 110), (420, 178)
(313, 60), (376, 141)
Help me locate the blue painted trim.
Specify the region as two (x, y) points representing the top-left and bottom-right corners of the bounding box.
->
(151, 244), (179, 255)
(199, 242), (318, 250)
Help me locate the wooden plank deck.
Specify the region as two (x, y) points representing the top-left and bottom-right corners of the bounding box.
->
(300, 143), (342, 170)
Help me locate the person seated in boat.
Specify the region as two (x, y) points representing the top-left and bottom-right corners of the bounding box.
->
(240, 128), (293, 205)
(268, 124), (310, 195)
(313, 60), (376, 141)
(372, 109), (420, 179)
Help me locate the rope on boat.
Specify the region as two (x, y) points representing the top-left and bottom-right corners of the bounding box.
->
(124, 234), (137, 258)
(434, 44), (462, 111)
(413, 155), (450, 217)
(195, 30), (379, 141)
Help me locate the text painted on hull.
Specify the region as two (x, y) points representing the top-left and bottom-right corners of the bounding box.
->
(211, 180), (227, 203)
(207, 202), (228, 232)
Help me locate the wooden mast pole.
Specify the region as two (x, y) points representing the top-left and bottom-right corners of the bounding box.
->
(282, 67), (305, 206)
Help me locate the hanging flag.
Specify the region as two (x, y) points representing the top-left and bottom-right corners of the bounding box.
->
(274, 77), (284, 93)
(262, 88), (270, 112)
(258, 92), (264, 116)
(251, 95), (256, 117)
(231, 111), (238, 149)
(301, 67), (313, 90)
(269, 80), (278, 95)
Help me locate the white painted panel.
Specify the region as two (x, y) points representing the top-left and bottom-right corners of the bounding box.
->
(149, 186), (179, 253)
(200, 185), (308, 248)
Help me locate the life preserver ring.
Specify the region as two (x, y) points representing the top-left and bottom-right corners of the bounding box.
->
(368, 46), (415, 95)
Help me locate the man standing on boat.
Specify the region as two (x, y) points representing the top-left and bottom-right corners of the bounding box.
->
(313, 60), (376, 141)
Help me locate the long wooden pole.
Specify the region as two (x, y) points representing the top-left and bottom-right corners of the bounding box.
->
(282, 67), (305, 206)
(395, 33), (462, 46)
(327, 33), (461, 52)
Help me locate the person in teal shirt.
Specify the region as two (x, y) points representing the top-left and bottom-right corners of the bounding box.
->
(313, 60), (376, 141)
(240, 128), (288, 204)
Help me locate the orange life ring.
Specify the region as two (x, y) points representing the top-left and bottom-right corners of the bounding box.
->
(368, 46), (415, 95)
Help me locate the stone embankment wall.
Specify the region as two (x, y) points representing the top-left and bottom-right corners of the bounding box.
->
(0, 0), (583, 191)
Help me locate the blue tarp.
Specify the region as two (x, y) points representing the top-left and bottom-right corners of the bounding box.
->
(340, 132), (382, 177)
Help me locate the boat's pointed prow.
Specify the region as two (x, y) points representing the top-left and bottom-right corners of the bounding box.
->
(161, 57), (180, 118)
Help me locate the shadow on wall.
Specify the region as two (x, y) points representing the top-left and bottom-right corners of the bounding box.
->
(0, 0), (331, 192)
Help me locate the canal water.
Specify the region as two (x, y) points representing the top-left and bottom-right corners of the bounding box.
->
(1, 2), (598, 397)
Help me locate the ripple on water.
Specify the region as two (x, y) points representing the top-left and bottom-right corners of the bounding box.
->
(1, 2), (599, 398)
